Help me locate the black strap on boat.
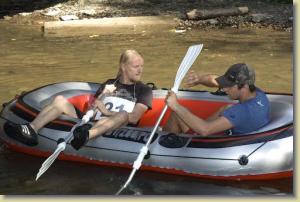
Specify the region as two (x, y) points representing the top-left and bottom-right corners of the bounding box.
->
(159, 133), (190, 148)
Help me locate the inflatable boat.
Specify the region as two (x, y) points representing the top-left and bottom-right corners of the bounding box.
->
(0, 82), (293, 180)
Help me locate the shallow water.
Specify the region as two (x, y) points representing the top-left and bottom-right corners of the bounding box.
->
(0, 146), (293, 195)
(0, 21), (293, 195)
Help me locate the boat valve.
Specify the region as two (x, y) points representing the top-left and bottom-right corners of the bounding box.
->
(238, 155), (249, 166)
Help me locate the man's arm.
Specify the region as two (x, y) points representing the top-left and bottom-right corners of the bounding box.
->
(206, 104), (233, 121)
(171, 103), (233, 136)
(93, 99), (116, 116)
(127, 103), (148, 125)
(92, 83), (118, 116)
(127, 84), (152, 125)
(185, 70), (220, 88)
(166, 91), (233, 136)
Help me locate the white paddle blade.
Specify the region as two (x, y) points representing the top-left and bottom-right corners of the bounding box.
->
(35, 142), (66, 181)
(116, 168), (137, 195)
(34, 112), (93, 181)
(172, 44), (203, 93)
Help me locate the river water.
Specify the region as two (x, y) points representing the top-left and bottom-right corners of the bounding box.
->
(0, 21), (293, 195)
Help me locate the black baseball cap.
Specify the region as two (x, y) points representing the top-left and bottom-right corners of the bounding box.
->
(216, 63), (255, 88)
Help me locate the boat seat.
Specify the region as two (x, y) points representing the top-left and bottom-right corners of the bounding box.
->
(248, 101), (293, 134)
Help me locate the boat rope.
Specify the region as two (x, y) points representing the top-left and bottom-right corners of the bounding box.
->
(246, 141), (268, 158)
(246, 131), (283, 158)
(151, 153), (238, 161)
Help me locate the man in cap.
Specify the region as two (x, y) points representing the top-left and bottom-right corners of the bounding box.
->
(163, 63), (270, 136)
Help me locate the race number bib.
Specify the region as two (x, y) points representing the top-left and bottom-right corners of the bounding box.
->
(94, 96), (136, 120)
(103, 96), (135, 113)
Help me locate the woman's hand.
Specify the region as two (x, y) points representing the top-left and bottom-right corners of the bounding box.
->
(184, 70), (200, 88)
(165, 91), (179, 111)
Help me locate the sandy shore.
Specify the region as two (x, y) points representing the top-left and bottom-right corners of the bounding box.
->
(0, 0), (293, 32)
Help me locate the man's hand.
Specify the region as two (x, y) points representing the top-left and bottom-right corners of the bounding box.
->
(165, 91), (179, 111)
(95, 84), (116, 101)
(102, 84), (116, 94)
(185, 71), (219, 88)
(184, 70), (200, 88)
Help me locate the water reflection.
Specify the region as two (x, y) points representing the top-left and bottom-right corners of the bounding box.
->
(0, 147), (293, 195)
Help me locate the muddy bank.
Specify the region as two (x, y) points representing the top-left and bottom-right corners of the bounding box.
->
(0, 0), (293, 32)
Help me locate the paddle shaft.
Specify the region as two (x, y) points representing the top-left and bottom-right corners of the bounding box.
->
(116, 44), (203, 195)
(36, 84), (117, 180)
(115, 105), (168, 195)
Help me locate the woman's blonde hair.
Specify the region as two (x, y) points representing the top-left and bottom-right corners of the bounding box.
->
(117, 49), (143, 78)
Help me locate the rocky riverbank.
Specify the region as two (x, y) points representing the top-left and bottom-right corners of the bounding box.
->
(0, 0), (293, 32)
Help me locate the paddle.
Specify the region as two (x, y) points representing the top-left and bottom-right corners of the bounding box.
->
(115, 44), (203, 195)
(35, 84), (117, 180)
(35, 109), (94, 181)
